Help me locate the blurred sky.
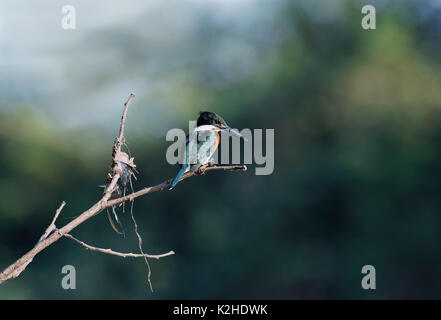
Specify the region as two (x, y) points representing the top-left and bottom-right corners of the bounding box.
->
(0, 0), (289, 133)
(2, 0), (440, 135)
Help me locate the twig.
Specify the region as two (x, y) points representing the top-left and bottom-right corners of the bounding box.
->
(39, 201), (66, 242)
(119, 93), (134, 141)
(64, 233), (175, 260)
(129, 201), (153, 291)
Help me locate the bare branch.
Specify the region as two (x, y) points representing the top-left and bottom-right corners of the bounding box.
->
(0, 93), (247, 286)
(106, 165), (248, 208)
(39, 201), (66, 242)
(129, 202), (154, 291)
(0, 93), (137, 284)
(118, 93), (135, 142)
(64, 233), (175, 260)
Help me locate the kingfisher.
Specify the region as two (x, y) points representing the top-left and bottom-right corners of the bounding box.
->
(169, 111), (246, 190)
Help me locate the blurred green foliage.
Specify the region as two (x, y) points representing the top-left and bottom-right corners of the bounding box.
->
(1, 0), (441, 299)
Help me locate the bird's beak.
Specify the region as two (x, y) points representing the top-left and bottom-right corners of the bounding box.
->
(222, 126), (248, 142)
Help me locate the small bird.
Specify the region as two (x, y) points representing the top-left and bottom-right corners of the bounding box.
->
(169, 111), (246, 190)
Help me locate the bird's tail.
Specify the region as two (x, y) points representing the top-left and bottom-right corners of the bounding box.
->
(169, 167), (187, 190)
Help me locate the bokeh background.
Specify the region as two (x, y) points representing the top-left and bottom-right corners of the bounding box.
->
(1, 0), (441, 299)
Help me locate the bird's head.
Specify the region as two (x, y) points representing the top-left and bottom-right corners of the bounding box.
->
(197, 111), (228, 129)
(196, 111), (247, 141)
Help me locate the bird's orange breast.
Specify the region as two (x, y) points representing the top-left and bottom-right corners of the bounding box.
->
(214, 131), (220, 151)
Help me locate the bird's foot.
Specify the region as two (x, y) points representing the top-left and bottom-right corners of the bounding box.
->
(196, 164), (209, 175)
(207, 158), (215, 167)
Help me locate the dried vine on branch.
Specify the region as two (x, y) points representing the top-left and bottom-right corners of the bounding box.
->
(0, 93), (247, 287)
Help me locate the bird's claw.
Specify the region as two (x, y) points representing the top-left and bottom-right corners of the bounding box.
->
(207, 158), (215, 167)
